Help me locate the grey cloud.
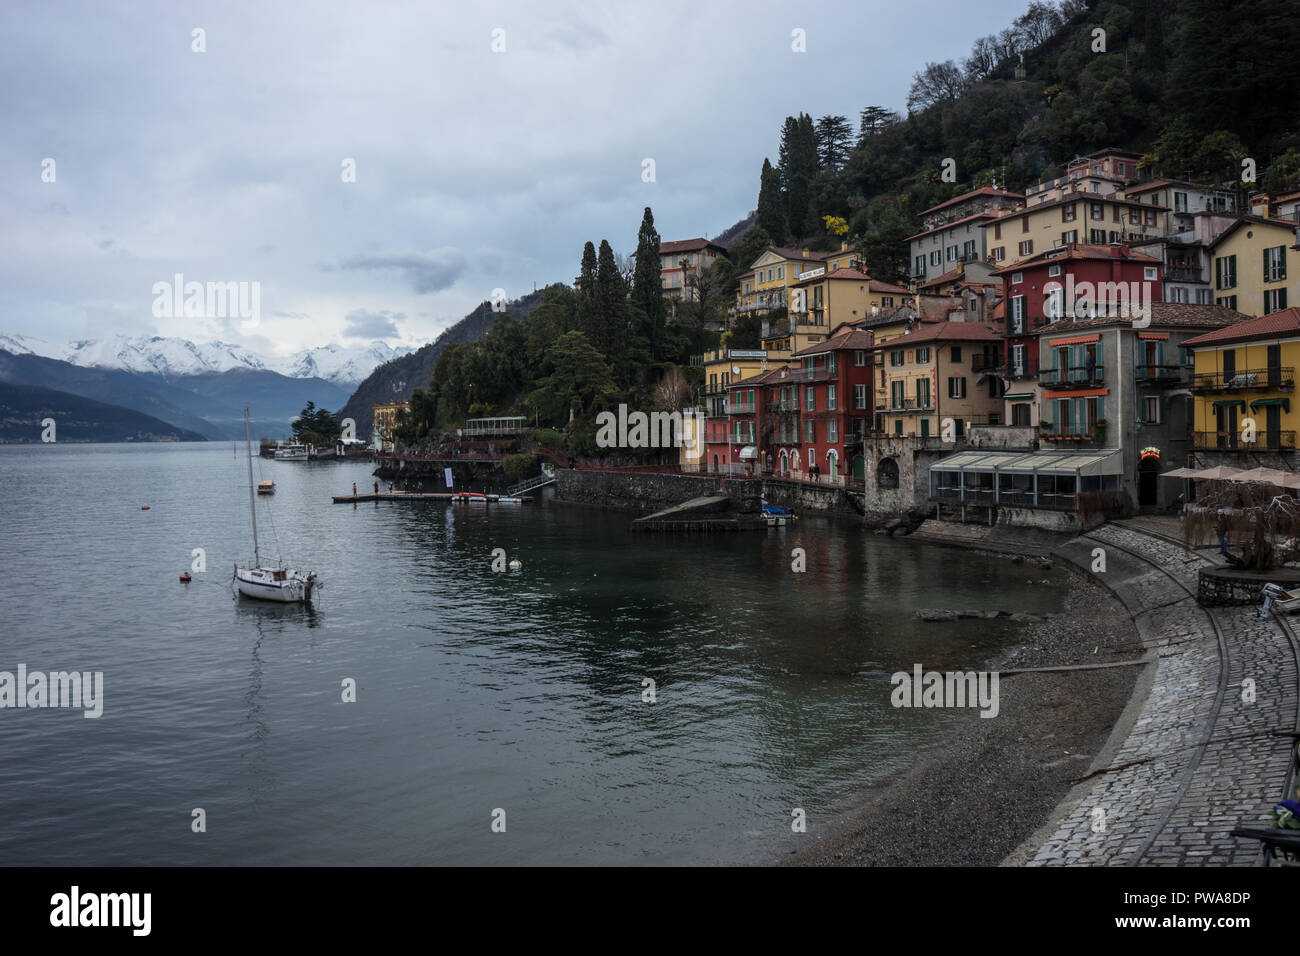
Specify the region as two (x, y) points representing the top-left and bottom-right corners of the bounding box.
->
(343, 308), (405, 339)
(336, 249), (467, 294)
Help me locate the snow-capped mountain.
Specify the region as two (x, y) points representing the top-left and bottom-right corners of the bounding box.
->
(0, 333), (413, 387)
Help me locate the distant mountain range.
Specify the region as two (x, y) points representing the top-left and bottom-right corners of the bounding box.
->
(0, 381), (206, 443)
(0, 333), (411, 388)
(339, 289), (548, 437)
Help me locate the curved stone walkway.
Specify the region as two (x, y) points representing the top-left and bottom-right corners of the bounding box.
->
(1022, 521), (1300, 866)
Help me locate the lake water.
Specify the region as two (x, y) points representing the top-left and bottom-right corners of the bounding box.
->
(0, 442), (1068, 865)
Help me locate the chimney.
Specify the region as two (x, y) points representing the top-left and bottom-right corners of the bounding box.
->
(801, 250), (809, 258)
(841, 241), (848, 252)
(1109, 244), (1122, 257)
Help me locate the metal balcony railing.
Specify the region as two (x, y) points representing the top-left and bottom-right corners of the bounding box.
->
(1040, 365), (1105, 387)
(724, 401), (757, 415)
(1193, 430), (1296, 451)
(1135, 364), (1189, 386)
(1040, 422), (1107, 441)
(1192, 368), (1294, 391)
(791, 366), (834, 382)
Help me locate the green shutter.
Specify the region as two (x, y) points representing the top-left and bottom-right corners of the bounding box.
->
(1265, 247), (1270, 282)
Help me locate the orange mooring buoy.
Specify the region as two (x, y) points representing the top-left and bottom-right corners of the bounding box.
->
(179, 572), (192, 582)
(141, 505), (150, 510)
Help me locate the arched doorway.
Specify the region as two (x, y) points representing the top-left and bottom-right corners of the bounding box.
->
(1138, 454), (1160, 508)
(711, 453), (719, 473)
(878, 457), (899, 489)
(827, 450), (839, 481)
(852, 454), (865, 480)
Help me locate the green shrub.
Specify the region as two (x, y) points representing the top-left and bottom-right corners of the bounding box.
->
(503, 453), (540, 481)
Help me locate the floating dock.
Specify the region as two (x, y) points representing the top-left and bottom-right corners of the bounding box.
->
(332, 492), (531, 504)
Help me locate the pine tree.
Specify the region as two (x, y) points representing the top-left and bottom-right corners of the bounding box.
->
(815, 115), (853, 171)
(631, 207), (666, 363)
(756, 159), (786, 244)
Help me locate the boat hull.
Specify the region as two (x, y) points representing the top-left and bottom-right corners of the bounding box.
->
(235, 567), (314, 603)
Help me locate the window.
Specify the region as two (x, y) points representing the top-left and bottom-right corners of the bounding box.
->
(1144, 396), (1161, 424)
(948, 377), (967, 398)
(1174, 192), (1188, 212)
(1265, 288), (1288, 312)
(1012, 403), (1031, 426)
(993, 247), (1005, 262)
(1196, 288), (1212, 305)
(1216, 295), (1238, 309)
(777, 265), (784, 279)
(1091, 202), (1104, 220)
(1215, 255), (1237, 290)
(1062, 229), (1078, 245)
(1089, 229), (1107, 244)
(826, 385), (837, 410)
(890, 349), (904, 366)
(805, 386), (815, 411)
(805, 421), (815, 444)
(1010, 343), (1026, 376)
(916, 347), (931, 363)
(1144, 210), (1156, 227)
(828, 419), (838, 442)
(914, 254), (926, 276)
(1011, 271), (1023, 285)
(1019, 240), (1033, 256)
(930, 250), (941, 266)
(1062, 205), (1077, 222)
(916, 378), (931, 408)
(962, 240), (976, 260)
(1010, 295), (1026, 334)
(853, 384), (868, 409)
(894, 420), (903, 435)
(852, 349), (867, 366)
(950, 347), (962, 363)
(1048, 264), (1061, 277)
(891, 381), (905, 409)
(947, 245), (958, 262)
(1265, 246), (1287, 283)
(881, 296), (894, 307)
(1129, 208), (1140, 225)
(1044, 285), (1063, 321)
(1117, 162), (1128, 177)
(1021, 215), (1029, 233)
(1144, 266), (1158, 281)
(994, 222), (1002, 240)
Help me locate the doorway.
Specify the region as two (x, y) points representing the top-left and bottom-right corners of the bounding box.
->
(1138, 456), (1160, 509)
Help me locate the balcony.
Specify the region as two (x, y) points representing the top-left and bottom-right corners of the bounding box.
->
(791, 365), (834, 382)
(1040, 422), (1108, 444)
(1164, 265), (1204, 283)
(1192, 368), (1295, 392)
(887, 398), (936, 413)
(1193, 430), (1296, 451)
(970, 354), (1004, 373)
(1040, 364), (1105, 389)
(762, 314), (829, 340)
(1135, 364), (1189, 387)
(724, 401), (757, 416)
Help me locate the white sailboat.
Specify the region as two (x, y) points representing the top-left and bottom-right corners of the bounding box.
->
(235, 407), (317, 603)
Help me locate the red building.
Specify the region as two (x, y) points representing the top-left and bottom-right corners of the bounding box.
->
(992, 243), (1163, 426)
(759, 325), (876, 483)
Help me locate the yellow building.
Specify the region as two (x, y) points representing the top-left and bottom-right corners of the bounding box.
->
(1207, 216), (1297, 316)
(764, 267), (908, 353)
(870, 321), (1005, 437)
(984, 193), (1164, 269)
(738, 244), (860, 317)
(371, 401), (409, 451)
(1183, 307), (1300, 456)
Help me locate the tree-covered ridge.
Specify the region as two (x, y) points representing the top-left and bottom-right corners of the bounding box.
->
(741, 0), (1299, 284)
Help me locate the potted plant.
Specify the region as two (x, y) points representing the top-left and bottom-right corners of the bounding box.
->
(1093, 419), (1108, 443)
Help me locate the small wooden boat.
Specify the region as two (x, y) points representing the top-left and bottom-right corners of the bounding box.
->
(257, 479), (275, 495)
(452, 492), (488, 504)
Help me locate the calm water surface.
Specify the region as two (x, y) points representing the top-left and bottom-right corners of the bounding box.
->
(0, 443), (1067, 864)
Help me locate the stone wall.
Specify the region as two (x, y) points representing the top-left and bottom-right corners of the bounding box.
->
(555, 470), (761, 515)
(760, 478), (859, 516)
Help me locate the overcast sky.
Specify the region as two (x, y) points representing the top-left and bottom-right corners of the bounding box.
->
(2, 0), (1030, 357)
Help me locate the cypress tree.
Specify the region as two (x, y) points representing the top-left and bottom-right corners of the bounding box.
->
(594, 239), (627, 369)
(756, 159), (786, 245)
(576, 241), (598, 345)
(631, 206), (666, 363)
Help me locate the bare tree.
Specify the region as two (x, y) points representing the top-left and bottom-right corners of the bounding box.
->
(906, 60), (966, 113)
(1014, 1), (1064, 48)
(964, 35), (1000, 83)
(653, 367), (692, 412)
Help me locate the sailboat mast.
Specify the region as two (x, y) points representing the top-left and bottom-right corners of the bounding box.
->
(244, 406), (260, 567)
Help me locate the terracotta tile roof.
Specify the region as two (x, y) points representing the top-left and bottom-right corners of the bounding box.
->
(766, 246), (836, 262)
(792, 327), (875, 356)
(919, 266), (964, 290)
(992, 243), (1161, 274)
(904, 211), (1001, 242)
(868, 320), (1002, 348)
(1039, 303), (1247, 334)
(1210, 214), (1300, 247)
(727, 364), (793, 389)
(991, 193), (1168, 219)
(919, 187), (1025, 217)
(1182, 307), (1300, 347)
(659, 238), (725, 256)
(869, 279), (912, 295)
